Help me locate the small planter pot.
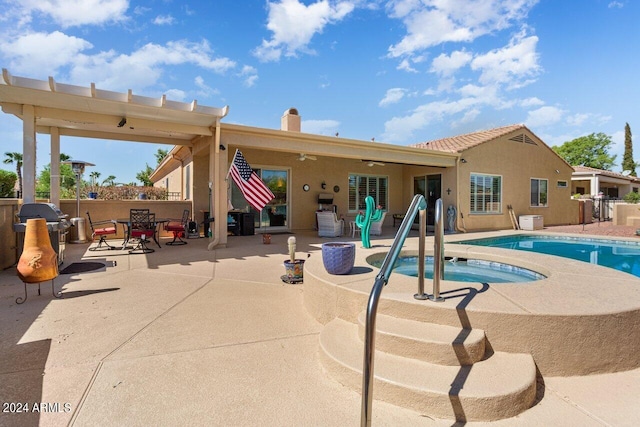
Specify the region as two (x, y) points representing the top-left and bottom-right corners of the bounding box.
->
(263, 234), (271, 244)
(322, 242), (356, 275)
(282, 259), (305, 284)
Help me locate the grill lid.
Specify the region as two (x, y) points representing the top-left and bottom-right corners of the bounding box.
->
(18, 203), (68, 222)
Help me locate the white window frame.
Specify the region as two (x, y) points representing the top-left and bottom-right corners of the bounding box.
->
(531, 178), (548, 207)
(470, 173), (502, 214)
(348, 174), (388, 213)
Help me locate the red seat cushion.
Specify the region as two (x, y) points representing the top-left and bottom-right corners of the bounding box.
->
(165, 221), (184, 231)
(95, 227), (116, 235)
(131, 229), (154, 238)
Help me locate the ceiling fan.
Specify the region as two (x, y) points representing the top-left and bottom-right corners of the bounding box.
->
(297, 153), (317, 161)
(365, 160), (385, 167)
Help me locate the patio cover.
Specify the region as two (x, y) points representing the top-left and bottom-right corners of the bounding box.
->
(0, 68), (227, 223)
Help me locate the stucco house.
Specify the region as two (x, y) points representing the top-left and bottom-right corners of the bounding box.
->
(151, 110), (577, 243)
(0, 69), (578, 250)
(571, 165), (640, 197)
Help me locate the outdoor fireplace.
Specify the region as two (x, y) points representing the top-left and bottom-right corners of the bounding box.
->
(13, 203), (70, 266)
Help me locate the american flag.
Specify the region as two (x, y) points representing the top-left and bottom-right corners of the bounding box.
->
(228, 150), (275, 212)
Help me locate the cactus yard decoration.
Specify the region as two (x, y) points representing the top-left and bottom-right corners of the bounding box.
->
(355, 196), (384, 248)
(282, 236), (305, 283)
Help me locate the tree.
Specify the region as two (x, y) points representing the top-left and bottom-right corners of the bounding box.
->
(136, 164), (154, 186)
(0, 169), (17, 197)
(102, 175), (117, 186)
(552, 133), (617, 170)
(89, 171), (101, 186)
(622, 123), (636, 176)
(3, 152), (22, 197)
(154, 148), (168, 165)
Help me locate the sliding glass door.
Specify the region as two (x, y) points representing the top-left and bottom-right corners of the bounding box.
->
(230, 168), (289, 231)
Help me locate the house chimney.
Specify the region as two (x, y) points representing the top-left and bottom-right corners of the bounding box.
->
(281, 108), (301, 132)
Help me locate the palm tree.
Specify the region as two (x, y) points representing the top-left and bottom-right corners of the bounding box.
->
(3, 152), (22, 197)
(102, 175), (117, 186)
(89, 171), (101, 186)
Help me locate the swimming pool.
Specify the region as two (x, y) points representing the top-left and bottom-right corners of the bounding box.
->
(455, 234), (640, 278)
(368, 256), (545, 283)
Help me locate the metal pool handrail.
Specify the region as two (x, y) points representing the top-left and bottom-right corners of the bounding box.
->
(361, 194), (427, 426)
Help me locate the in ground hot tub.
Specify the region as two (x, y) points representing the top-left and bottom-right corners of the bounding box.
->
(368, 255), (545, 283)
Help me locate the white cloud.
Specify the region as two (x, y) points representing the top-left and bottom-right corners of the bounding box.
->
(302, 119), (340, 135)
(430, 50), (472, 76)
(19, 0), (129, 28)
(470, 31), (540, 88)
(382, 97), (480, 142)
(452, 108), (481, 128)
(520, 97), (544, 107)
(387, 0), (539, 58)
(566, 113), (590, 127)
(239, 65), (258, 88)
(525, 106), (565, 128)
(68, 40), (236, 91)
(253, 0), (355, 62)
(153, 15), (175, 26)
(379, 88), (407, 107)
(0, 31), (93, 74)
(194, 75), (220, 97)
(164, 88), (186, 101)
(608, 1), (624, 8)
(397, 58), (418, 72)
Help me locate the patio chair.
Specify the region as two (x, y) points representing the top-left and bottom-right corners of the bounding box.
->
(369, 211), (387, 236)
(129, 210), (156, 254)
(165, 209), (189, 245)
(316, 211), (344, 237)
(86, 211), (117, 251)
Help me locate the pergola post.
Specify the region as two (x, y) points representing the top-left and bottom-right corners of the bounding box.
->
(22, 104), (36, 203)
(50, 127), (61, 206)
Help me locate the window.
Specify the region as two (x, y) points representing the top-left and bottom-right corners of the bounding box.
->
(557, 180), (568, 188)
(348, 174), (388, 212)
(531, 178), (548, 207)
(470, 174), (501, 214)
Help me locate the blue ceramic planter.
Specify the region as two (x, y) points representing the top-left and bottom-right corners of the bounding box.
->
(322, 242), (356, 275)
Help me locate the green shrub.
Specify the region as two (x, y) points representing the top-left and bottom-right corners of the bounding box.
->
(623, 191), (640, 204)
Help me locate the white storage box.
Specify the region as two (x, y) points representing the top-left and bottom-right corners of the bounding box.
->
(519, 215), (543, 231)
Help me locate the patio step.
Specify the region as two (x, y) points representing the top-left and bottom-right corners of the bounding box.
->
(356, 311), (486, 366)
(319, 318), (537, 422)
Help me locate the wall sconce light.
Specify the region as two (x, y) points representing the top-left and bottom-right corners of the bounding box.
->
(117, 117), (127, 127)
(555, 169), (560, 174)
(321, 181), (327, 189)
(219, 144), (226, 151)
(446, 188), (451, 195)
(460, 158), (467, 163)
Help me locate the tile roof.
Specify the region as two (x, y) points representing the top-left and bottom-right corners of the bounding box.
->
(573, 165), (638, 180)
(410, 124), (526, 153)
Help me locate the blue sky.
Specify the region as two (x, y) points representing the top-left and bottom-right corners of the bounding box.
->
(0, 0), (638, 184)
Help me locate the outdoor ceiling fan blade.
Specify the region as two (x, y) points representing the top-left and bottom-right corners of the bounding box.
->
(298, 153), (317, 161)
(367, 161), (385, 167)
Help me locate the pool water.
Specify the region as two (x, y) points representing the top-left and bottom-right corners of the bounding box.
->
(369, 256), (545, 283)
(456, 234), (640, 278)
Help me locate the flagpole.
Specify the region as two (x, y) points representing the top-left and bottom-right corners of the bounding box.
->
(226, 149), (239, 180)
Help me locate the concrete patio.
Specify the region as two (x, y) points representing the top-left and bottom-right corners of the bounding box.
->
(1, 230), (639, 426)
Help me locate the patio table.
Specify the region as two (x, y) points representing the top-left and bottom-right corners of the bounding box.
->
(116, 217), (168, 249)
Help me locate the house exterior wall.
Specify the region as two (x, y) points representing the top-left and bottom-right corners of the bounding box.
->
(454, 132), (577, 231)
(153, 159), (185, 195)
(227, 146), (407, 230)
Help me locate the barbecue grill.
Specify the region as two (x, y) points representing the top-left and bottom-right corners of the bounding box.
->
(14, 203), (70, 265)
